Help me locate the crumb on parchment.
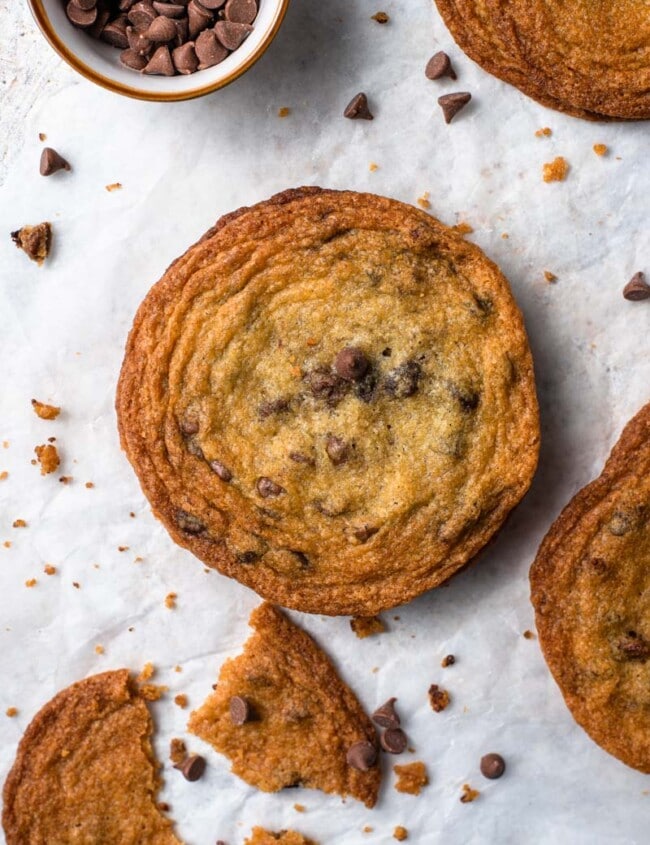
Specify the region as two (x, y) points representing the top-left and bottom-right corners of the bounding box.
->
(105, 183), (122, 192)
(165, 592), (177, 609)
(543, 156), (569, 182)
(394, 826), (408, 841)
(535, 127), (552, 137)
(12, 520), (27, 528)
(6, 707), (18, 717)
(44, 564), (56, 575)
(25, 578), (37, 588)
(394, 761), (428, 795)
(460, 783), (480, 803)
(593, 144), (608, 156)
(351, 615), (386, 638)
(278, 107), (291, 117)
(138, 662), (155, 682)
(174, 694), (188, 709)
(428, 684), (450, 712)
(34, 443), (60, 475)
(417, 192), (431, 210)
(31, 399), (60, 420)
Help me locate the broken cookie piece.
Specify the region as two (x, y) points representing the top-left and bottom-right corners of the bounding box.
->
(11, 223), (52, 265)
(394, 761), (429, 795)
(2, 670), (181, 844)
(34, 443), (60, 475)
(31, 399), (61, 420)
(351, 615), (386, 639)
(188, 602), (380, 807)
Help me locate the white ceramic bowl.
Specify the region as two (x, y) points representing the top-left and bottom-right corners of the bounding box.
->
(28, 0), (290, 101)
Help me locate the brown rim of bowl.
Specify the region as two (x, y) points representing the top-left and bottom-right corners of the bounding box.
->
(27, 0), (291, 102)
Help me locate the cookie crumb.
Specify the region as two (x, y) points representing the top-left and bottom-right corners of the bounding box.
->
(174, 665), (182, 673)
(139, 684), (167, 701)
(85, 481), (94, 489)
(452, 221), (474, 235)
(165, 592), (178, 609)
(138, 662), (155, 682)
(369, 162), (379, 172)
(593, 143), (608, 157)
(6, 707), (18, 717)
(460, 783), (480, 803)
(72, 581), (80, 589)
(523, 629), (536, 639)
(441, 654), (455, 668)
(417, 192), (431, 210)
(134, 556), (144, 563)
(278, 107), (291, 118)
(11, 222), (52, 265)
(12, 519), (27, 528)
(393, 826), (408, 841)
(363, 826), (374, 833)
(118, 545), (129, 552)
(542, 156), (569, 182)
(3, 541), (12, 548)
(170, 737), (187, 765)
(2, 441), (8, 448)
(105, 182), (123, 192)
(39, 133), (47, 142)
(0, 471), (8, 481)
(351, 615), (386, 638)
(293, 803), (306, 812)
(34, 443), (60, 475)
(544, 270), (557, 283)
(174, 693), (188, 709)
(25, 578), (37, 588)
(535, 127), (552, 137)
(95, 645), (105, 655)
(371, 11), (389, 23)
(31, 399), (61, 420)
(428, 684), (450, 712)
(394, 761), (428, 795)
(44, 564), (56, 575)
(59, 476), (72, 484)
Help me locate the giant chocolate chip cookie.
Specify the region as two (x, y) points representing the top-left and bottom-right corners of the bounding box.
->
(117, 187), (539, 615)
(531, 403), (650, 772)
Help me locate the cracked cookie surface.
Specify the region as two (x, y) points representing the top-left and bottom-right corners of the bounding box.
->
(531, 403), (650, 772)
(188, 602), (380, 808)
(117, 187), (539, 615)
(2, 670), (181, 845)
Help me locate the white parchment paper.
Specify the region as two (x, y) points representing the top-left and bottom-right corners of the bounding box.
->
(1, 2), (649, 843)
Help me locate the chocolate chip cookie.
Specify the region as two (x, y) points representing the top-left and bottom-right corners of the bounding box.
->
(530, 403), (650, 772)
(188, 602), (381, 808)
(434, 1), (650, 119)
(117, 187), (539, 615)
(2, 670), (181, 844)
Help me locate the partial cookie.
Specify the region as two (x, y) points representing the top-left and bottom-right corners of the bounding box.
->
(2, 669), (181, 844)
(188, 602), (381, 807)
(245, 829), (318, 845)
(117, 187), (539, 615)
(434, 1), (650, 119)
(531, 403), (650, 772)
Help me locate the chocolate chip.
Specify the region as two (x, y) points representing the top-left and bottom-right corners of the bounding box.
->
(353, 524), (378, 543)
(425, 51), (456, 80)
(326, 435), (350, 465)
(175, 509), (205, 534)
(224, 0), (257, 24)
(346, 740), (377, 771)
(335, 346), (370, 381)
(66, 1), (98, 28)
(127, 25), (153, 54)
(200, 0), (227, 7)
(76, 0), (99, 9)
(144, 15), (178, 41)
(143, 44), (175, 75)
(11, 222), (52, 266)
(179, 754), (206, 781)
(623, 271), (650, 301)
(289, 451), (315, 466)
(153, 1), (186, 17)
(441, 654), (455, 668)
(480, 753), (506, 779)
(214, 19), (253, 50)
(119, 48), (148, 69)
(354, 368), (377, 403)
(258, 398), (290, 418)
(195, 28), (228, 67)
(438, 92), (472, 123)
(40, 147), (71, 177)
(172, 41), (198, 73)
(188, 0), (214, 39)
(127, 1), (157, 30)
(384, 361), (421, 398)
(304, 368), (349, 405)
(380, 727), (407, 754)
(209, 459), (232, 481)
(101, 16), (130, 48)
(256, 476), (285, 498)
(344, 92), (373, 120)
(372, 697), (400, 729)
(230, 695), (252, 724)
(89, 7), (111, 38)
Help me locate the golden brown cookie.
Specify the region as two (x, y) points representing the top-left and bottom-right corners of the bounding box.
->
(530, 403), (650, 772)
(188, 602), (381, 808)
(117, 187), (539, 615)
(434, 1), (650, 120)
(2, 670), (181, 845)
(245, 828), (318, 845)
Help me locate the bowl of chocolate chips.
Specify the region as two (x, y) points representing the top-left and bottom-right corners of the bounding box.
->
(28, 0), (289, 100)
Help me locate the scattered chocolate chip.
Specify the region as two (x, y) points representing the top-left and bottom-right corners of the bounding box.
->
(224, 0), (257, 25)
(344, 92), (373, 120)
(172, 41), (199, 73)
(335, 346), (370, 381)
(371, 11), (389, 23)
(195, 28), (228, 67)
(380, 727), (407, 754)
(372, 697), (400, 729)
(441, 654), (455, 668)
(326, 434), (350, 465)
(623, 271), (650, 301)
(215, 19), (253, 49)
(425, 51), (456, 80)
(11, 222), (52, 266)
(230, 695), (252, 724)
(353, 524), (378, 543)
(384, 361), (421, 398)
(209, 459), (232, 481)
(143, 44), (175, 75)
(175, 509), (205, 534)
(179, 754), (206, 781)
(480, 753), (506, 779)
(346, 740), (377, 771)
(258, 398), (290, 418)
(40, 147), (71, 176)
(438, 92), (472, 123)
(256, 476), (285, 498)
(289, 451), (315, 466)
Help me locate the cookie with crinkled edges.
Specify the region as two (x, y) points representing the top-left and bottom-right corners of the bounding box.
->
(117, 187), (539, 615)
(531, 403), (650, 772)
(2, 670), (181, 845)
(434, 0), (650, 120)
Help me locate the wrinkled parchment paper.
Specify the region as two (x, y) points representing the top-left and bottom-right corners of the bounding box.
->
(1, 2), (649, 843)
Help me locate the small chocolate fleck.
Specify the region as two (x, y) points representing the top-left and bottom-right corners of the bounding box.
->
(425, 51), (457, 81)
(256, 476), (285, 498)
(289, 451), (315, 467)
(335, 346), (370, 381)
(380, 727), (408, 754)
(438, 92), (472, 124)
(210, 460), (232, 482)
(258, 398), (290, 418)
(305, 368), (349, 405)
(480, 753), (506, 779)
(179, 754), (206, 782)
(346, 740), (378, 771)
(326, 435), (350, 465)
(623, 271), (650, 301)
(230, 695), (252, 724)
(384, 361), (421, 398)
(441, 654), (455, 668)
(344, 92), (373, 120)
(40, 147), (71, 176)
(372, 697), (400, 729)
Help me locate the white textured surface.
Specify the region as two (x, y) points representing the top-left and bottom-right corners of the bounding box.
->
(0, 2), (649, 844)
